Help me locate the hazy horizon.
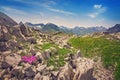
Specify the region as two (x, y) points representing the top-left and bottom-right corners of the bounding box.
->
(0, 0), (120, 28)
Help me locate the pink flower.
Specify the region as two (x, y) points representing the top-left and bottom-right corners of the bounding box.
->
(22, 56), (36, 64)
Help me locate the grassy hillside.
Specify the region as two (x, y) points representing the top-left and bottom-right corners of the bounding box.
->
(68, 36), (120, 80)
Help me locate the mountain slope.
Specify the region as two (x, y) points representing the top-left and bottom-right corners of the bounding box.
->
(0, 12), (17, 26)
(70, 26), (106, 35)
(41, 23), (60, 32)
(107, 24), (120, 33)
(25, 22), (60, 33)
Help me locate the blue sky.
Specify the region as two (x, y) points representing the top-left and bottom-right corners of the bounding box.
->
(0, 0), (120, 28)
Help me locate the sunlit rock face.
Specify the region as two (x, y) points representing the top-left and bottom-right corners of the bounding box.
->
(57, 56), (96, 80)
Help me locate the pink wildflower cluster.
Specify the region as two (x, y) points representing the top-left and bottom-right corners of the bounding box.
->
(22, 56), (36, 64)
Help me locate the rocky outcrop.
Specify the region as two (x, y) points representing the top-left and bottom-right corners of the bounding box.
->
(19, 22), (31, 37)
(57, 56), (96, 80)
(0, 26), (11, 42)
(12, 25), (26, 39)
(0, 26), (10, 52)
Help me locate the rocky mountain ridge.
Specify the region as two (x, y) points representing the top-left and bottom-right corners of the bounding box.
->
(107, 24), (120, 33)
(0, 12), (17, 26)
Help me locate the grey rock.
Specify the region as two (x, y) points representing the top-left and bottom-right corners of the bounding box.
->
(1, 61), (12, 69)
(19, 22), (30, 37)
(27, 38), (36, 44)
(0, 42), (9, 52)
(25, 67), (35, 78)
(11, 69), (19, 77)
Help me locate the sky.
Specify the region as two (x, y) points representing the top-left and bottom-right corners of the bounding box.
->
(0, 0), (120, 28)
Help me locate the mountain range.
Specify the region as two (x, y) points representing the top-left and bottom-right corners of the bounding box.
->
(25, 22), (107, 35)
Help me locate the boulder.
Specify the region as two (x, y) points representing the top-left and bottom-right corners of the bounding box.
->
(36, 52), (43, 62)
(9, 41), (23, 50)
(5, 54), (21, 67)
(12, 26), (25, 39)
(42, 49), (51, 60)
(72, 58), (95, 80)
(1, 61), (12, 69)
(24, 67), (35, 78)
(0, 42), (9, 52)
(11, 69), (20, 77)
(57, 56), (96, 80)
(0, 26), (10, 43)
(27, 38), (36, 44)
(19, 22), (30, 37)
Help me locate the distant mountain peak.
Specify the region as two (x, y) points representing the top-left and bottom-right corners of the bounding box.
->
(19, 21), (24, 25)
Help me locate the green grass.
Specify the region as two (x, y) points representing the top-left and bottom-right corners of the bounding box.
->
(41, 43), (58, 50)
(68, 36), (120, 80)
(46, 48), (72, 70)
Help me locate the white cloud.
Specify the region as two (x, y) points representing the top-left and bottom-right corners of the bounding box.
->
(10, 0), (75, 16)
(94, 4), (102, 9)
(1, 6), (27, 15)
(88, 12), (98, 18)
(10, 0), (56, 7)
(47, 7), (75, 16)
(40, 1), (75, 16)
(88, 4), (106, 18)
